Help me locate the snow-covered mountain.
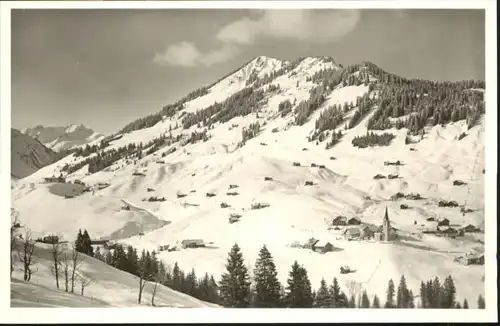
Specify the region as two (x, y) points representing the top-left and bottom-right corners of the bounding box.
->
(22, 124), (104, 152)
(11, 128), (58, 179)
(11, 55), (487, 307)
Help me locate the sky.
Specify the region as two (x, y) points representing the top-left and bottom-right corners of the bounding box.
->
(11, 9), (485, 134)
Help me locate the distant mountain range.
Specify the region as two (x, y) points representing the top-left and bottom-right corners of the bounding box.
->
(21, 124), (104, 152)
(11, 128), (58, 180)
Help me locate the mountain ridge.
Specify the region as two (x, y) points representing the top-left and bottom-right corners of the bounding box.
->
(12, 54), (486, 306)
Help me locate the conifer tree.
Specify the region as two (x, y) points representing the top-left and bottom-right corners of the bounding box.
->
(408, 290), (415, 308)
(75, 229), (84, 253)
(172, 262), (182, 291)
(384, 279), (395, 308)
(360, 290), (371, 308)
(477, 295), (485, 309)
(419, 281), (428, 308)
(348, 294), (356, 308)
(330, 277), (345, 308)
(372, 294), (381, 308)
(82, 230), (94, 257)
(441, 275), (456, 308)
(314, 278), (333, 308)
(284, 261), (313, 308)
(397, 275), (410, 308)
(253, 245), (282, 307)
(463, 298), (469, 309)
(219, 243), (251, 308)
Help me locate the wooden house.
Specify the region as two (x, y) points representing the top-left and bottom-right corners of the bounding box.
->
(312, 240), (334, 254)
(332, 216), (348, 226)
(343, 227), (361, 240)
(461, 224), (479, 233)
(347, 217), (362, 225)
(437, 218), (450, 227)
(181, 239), (205, 249)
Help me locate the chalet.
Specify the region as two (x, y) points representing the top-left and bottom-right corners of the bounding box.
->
(453, 180), (467, 186)
(42, 235), (59, 244)
(343, 227), (361, 240)
(400, 204), (409, 209)
(44, 176), (66, 183)
(311, 240), (334, 254)
(330, 156), (336, 160)
(304, 181), (314, 186)
(347, 217), (362, 225)
(384, 160), (403, 166)
(74, 179), (85, 185)
(360, 225), (375, 240)
(455, 253), (485, 266)
(227, 192), (239, 196)
(373, 174), (386, 180)
(260, 143), (268, 146)
(206, 192), (217, 197)
(388, 174), (399, 179)
(302, 148), (309, 151)
(332, 216), (348, 226)
(440, 227), (459, 238)
(229, 184), (239, 189)
(318, 165), (326, 169)
(229, 216), (240, 224)
(147, 188), (155, 192)
(91, 239), (109, 246)
(251, 202), (270, 210)
(181, 239), (205, 249)
(158, 244), (170, 252)
(461, 224), (479, 233)
(177, 193), (187, 198)
(293, 162), (301, 167)
(220, 202), (230, 209)
(437, 218), (450, 227)
(426, 217), (436, 222)
(65, 195), (74, 199)
(303, 238), (317, 249)
(264, 177), (273, 181)
(311, 163), (317, 168)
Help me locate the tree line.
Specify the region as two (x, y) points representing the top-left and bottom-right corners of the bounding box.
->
(217, 243), (486, 309)
(10, 212), (486, 309)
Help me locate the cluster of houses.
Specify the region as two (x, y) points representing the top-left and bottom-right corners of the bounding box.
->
(420, 217), (481, 238)
(329, 207), (397, 242)
(157, 239), (208, 252)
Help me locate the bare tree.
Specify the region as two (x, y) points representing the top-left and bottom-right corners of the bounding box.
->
(151, 263), (166, 307)
(50, 237), (64, 289)
(10, 209), (20, 278)
(70, 245), (84, 293)
(60, 252), (70, 292)
(78, 274), (96, 296)
(18, 228), (36, 282)
(138, 260), (153, 305)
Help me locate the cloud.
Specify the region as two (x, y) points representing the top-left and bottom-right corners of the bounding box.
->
(154, 10), (361, 68)
(153, 41), (201, 67)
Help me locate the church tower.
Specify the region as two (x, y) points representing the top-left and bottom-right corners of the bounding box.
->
(383, 206), (391, 241)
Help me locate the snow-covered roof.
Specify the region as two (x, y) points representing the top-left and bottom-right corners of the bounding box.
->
(313, 240), (332, 247)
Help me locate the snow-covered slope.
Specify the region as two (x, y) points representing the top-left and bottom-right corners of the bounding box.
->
(11, 128), (58, 179)
(10, 240), (218, 307)
(22, 124), (104, 152)
(12, 55), (487, 307)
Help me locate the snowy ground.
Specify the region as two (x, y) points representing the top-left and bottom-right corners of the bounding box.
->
(11, 56), (486, 307)
(10, 241), (218, 308)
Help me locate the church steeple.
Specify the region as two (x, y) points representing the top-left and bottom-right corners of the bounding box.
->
(383, 206), (391, 241)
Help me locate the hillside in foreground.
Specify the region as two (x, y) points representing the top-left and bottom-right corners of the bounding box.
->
(12, 55), (486, 307)
(10, 238), (218, 308)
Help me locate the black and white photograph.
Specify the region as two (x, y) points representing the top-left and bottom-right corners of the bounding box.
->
(1, 0), (497, 323)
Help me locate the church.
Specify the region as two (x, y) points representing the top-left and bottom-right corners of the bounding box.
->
(374, 206), (397, 241)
